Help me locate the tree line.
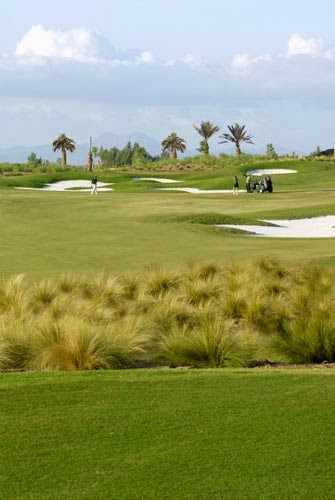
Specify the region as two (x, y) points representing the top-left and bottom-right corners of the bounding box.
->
(50, 121), (256, 168)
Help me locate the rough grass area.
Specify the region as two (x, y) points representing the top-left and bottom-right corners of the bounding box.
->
(1, 369), (335, 500)
(2, 260), (335, 370)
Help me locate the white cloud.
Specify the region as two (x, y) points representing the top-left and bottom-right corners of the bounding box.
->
(181, 54), (204, 67)
(2, 27), (335, 108)
(228, 33), (335, 96)
(287, 33), (323, 57)
(136, 51), (156, 64)
(1, 27), (335, 153)
(15, 25), (142, 63)
(11, 25), (204, 71)
(231, 53), (272, 72)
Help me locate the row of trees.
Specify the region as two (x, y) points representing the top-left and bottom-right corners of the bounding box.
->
(162, 122), (254, 159)
(51, 122), (254, 167)
(93, 142), (159, 168)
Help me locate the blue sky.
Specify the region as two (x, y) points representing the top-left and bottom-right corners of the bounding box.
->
(1, 0), (335, 154)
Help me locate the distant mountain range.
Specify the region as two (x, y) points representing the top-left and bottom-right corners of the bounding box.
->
(0, 132), (163, 165)
(0, 132), (308, 164)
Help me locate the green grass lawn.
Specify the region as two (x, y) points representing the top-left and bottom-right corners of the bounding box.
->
(2, 159), (335, 279)
(1, 369), (335, 500)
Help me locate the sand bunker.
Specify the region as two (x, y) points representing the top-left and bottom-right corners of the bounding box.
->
(247, 169), (297, 176)
(216, 216), (335, 238)
(136, 170), (296, 194)
(15, 171), (296, 193)
(133, 177), (182, 183)
(158, 187), (233, 194)
(15, 180), (114, 192)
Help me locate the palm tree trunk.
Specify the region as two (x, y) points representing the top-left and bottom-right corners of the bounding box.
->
(235, 144), (241, 156)
(62, 149), (67, 167)
(87, 151), (93, 171)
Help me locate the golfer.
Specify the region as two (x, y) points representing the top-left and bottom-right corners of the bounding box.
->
(91, 176), (98, 195)
(233, 175), (239, 195)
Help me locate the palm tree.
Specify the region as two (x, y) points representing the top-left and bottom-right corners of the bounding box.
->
(161, 133), (187, 159)
(193, 120), (220, 155)
(219, 123), (254, 156)
(52, 133), (76, 167)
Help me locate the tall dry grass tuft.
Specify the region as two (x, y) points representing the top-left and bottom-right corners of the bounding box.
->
(0, 274), (29, 317)
(154, 314), (250, 368)
(145, 266), (181, 298)
(29, 278), (57, 312)
(182, 279), (221, 307)
(220, 288), (248, 320)
(81, 273), (123, 307)
(154, 324), (190, 367)
(241, 295), (272, 332)
(0, 315), (32, 371)
(184, 261), (221, 282)
(57, 272), (81, 294)
(149, 293), (199, 332)
(31, 318), (111, 371)
(256, 257), (288, 280)
(224, 262), (249, 285)
(104, 316), (154, 368)
(182, 315), (246, 368)
(273, 313), (335, 364)
(119, 272), (141, 301)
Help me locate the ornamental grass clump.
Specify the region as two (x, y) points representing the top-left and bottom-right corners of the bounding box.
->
(154, 313), (255, 368)
(30, 318), (111, 371)
(241, 295), (272, 332)
(273, 313), (335, 364)
(256, 256), (288, 279)
(0, 274), (29, 317)
(184, 261), (221, 282)
(29, 278), (57, 313)
(0, 315), (33, 371)
(148, 293), (198, 333)
(181, 315), (246, 368)
(153, 324), (190, 367)
(80, 273), (123, 307)
(220, 288), (248, 320)
(119, 272), (141, 301)
(57, 272), (81, 294)
(104, 316), (154, 368)
(145, 266), (181, 298)
(182, 278), (221, 307)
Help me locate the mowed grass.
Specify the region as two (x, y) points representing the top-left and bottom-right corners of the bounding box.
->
(1, 369), (335, 500)
(2, 163), (335, 278)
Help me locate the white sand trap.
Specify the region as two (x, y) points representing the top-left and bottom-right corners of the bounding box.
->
(133, 177), (182, 183)
(141, 170), (296, 193)
(158, 187), (233, 194)
(247, 169), (297, 176)
(15, 180), (114, 192)
(134, 177), (233, 193)
(216, 216), (335, 238)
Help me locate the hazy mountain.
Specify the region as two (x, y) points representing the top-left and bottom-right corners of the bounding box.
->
(0, 132), (162, 165)
(0, 133), (308, 164)
(93, 132), (162, 155)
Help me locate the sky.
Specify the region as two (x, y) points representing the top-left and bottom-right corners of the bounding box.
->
(1, 0), (335, 155)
